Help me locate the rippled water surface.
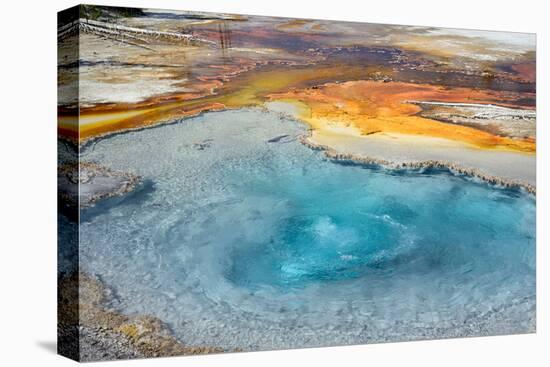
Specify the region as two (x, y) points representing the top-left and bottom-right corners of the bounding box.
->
(78, 109), (535, 350)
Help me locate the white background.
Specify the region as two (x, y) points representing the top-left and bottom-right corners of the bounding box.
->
(0, 0), (548, 365)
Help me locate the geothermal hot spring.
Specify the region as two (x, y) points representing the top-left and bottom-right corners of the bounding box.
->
(75, 108), (535, 350)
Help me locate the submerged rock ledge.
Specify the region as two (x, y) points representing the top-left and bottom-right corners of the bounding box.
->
(58, 162), (141, 209)
(299, 136), (536, 195)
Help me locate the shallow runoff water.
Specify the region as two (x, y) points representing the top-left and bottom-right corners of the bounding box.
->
(77, 108), (535, 350)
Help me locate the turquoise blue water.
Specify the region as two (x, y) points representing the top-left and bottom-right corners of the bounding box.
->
(77, 108), (535, 350)
(227, 165), (534, 290)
